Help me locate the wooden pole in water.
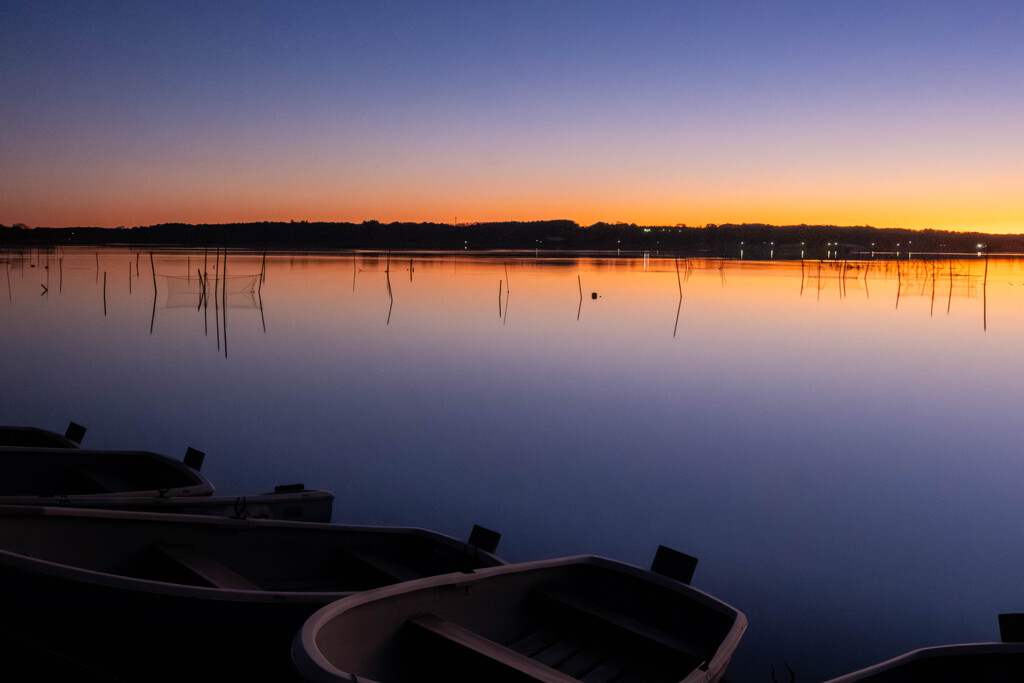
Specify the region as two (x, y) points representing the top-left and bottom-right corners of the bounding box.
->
(203, 267), (209, 337)
(128, 261), (132, 294)
(385, 251), (393, 300)
(895, 258), (902, 310)
(948, 258), (953, 315)
(577, 274), (583, 321)
(196, 269), (204, 312)
(222, 249), (228, 357)
(930, 262), (936, 317)
(103, 271), (107, 316)
(983, 253), (989, 332)
(214, 248), (220, 351)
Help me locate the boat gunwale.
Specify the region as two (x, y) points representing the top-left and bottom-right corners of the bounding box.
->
(0, 488), (334, 511)
(821, 642), (1024, 682)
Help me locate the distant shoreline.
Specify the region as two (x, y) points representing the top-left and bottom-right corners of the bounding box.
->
(3, 220), (1023, 258)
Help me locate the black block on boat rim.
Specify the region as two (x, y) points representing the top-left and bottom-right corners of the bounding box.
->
(468, 524), (501, 554)
(64, 422), (87, 444)
(651, 545), (698, 585)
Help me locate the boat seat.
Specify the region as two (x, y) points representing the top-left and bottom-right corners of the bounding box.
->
(407, 614), (580, 683)
(76, 466), (136, 493)
(153, 544), (262, 591)
(338, 548), (422, 583)
(534, 589), (703, 663)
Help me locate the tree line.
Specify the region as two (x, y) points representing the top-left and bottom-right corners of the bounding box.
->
(2, 220), (1022, 256)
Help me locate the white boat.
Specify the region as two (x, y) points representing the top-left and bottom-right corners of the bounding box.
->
(0, 445), (214, 498)
(822, 642), (1024, 682)
(0, 421), (85, 448)
(0, 505), (505, 681)
(292, 552), (746, 683)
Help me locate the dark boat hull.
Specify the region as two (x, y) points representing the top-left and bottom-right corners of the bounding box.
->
(0, 446), (214, 498)
(0, 505), (505, 681)
(822, 643), (1024, 683)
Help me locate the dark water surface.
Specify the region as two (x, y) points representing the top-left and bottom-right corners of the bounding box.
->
(3, 247), (1024, 681)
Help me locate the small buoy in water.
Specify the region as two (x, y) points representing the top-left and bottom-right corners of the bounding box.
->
(591, 292), (597, 299)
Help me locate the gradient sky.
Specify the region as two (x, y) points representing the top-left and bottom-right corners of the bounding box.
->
(1, 1), (1021, 232)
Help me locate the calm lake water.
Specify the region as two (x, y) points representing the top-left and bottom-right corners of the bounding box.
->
(4, 247), (1024, 681)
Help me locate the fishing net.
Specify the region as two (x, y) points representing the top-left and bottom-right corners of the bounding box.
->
(159, 273), (260, 310)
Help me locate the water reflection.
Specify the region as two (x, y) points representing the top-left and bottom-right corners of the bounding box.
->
(3, 249), (1019, 341)
(6, 248), (1024, 681)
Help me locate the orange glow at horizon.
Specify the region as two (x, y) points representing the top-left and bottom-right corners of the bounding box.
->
(5, 145), (1020, 234)
(7, 189), (1021, 235)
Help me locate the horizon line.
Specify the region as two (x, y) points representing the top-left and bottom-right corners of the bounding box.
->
(5, 220), (1020, 237)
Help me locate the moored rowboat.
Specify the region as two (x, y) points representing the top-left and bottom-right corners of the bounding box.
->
(0, 505), (504, 681)
(292, 552), (746, 683)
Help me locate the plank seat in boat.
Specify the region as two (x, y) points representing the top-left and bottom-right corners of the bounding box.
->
(407, 614), (579, 683)
(550, 644), (616, 680)
(530, 634), (588, 669)
(576, 655), (631, 683)
(152, 544), (261, 591)
(534, 587), (706, 664)
(506, 630), (627, 682)
(75, 466), (139, 494)
(507, 630), (561, 658)
(338, 547), (422, 583)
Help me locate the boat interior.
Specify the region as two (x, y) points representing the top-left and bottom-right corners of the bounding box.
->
(314, 562), (736, 683)
(0, 448), (203, 496)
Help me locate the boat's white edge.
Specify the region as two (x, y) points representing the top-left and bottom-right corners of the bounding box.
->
(821, 642), (1024, 682)
(292, 553), (747, 683)
(0, 504), (504, 604)
(0, 488), (334, 507)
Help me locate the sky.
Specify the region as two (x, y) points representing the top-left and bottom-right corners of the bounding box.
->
(1, 1), (1021, 232)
